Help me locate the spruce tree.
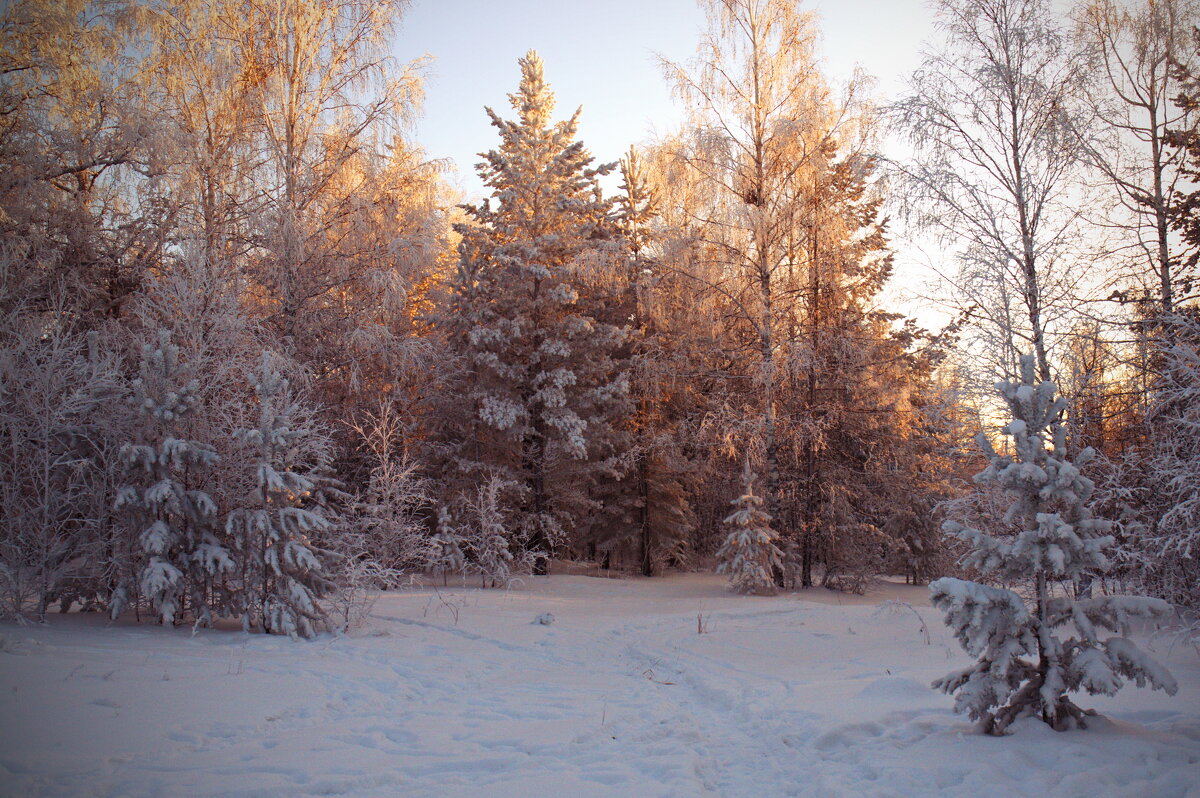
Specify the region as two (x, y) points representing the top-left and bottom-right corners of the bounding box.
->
(226, 353), (335, 638)
(442, 50), (628, 575)
(716, 466), (783, 595)
(932, 355), (1177, 734)
(115, 330), (230, 626)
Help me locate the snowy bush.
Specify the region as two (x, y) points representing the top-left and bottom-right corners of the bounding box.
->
(456, 476), (534, 589)
(931, 355), (1177, 734)
(716, 467), (783, 595)
(0, 312), (122, 620)
(345, 401), (436, 581)
(326, 402), (436, 631)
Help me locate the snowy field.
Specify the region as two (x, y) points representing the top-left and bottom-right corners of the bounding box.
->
(2, 572), (1199, 798)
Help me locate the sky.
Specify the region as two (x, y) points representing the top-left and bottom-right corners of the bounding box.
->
(396, 0), (936, 200)
(393, 0), (944, 326)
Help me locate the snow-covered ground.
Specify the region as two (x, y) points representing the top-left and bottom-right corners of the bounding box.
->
(2, 573), (1199, 798)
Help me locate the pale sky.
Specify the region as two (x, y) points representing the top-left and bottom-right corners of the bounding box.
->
(397, 0), (935, 199)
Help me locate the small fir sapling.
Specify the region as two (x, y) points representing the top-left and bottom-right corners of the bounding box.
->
(467, 479), (515, 589)
(716, 465), (783, 595)
(348, 398), (436, 578)
(114, 330), (229, 626)
(931, 355), (1177, 734)
(225, 353), (335, 638)
(431, 506), (468, 586)
(458, 476), (533, 589)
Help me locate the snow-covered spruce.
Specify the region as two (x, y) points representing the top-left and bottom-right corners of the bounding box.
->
(716, 467), (783, 595)
(931, 355), (1177, 734)
(114, 330), (230, 626)
(441, 50), (629, 576)
(225, 353), (335, 638)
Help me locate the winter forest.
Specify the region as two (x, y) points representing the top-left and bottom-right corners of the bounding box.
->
(2, 0), (1200, 794)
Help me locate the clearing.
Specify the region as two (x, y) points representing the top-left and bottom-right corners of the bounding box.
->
(2, 573), (1198, 797)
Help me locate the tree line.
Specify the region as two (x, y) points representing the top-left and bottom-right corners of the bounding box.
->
(0, 0), (1197, 634)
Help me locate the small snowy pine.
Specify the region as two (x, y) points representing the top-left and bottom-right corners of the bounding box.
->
(716, 467), (783, 595)
(931, 355), (1178, 734)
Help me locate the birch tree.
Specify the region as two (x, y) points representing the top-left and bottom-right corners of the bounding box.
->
(894, 0), (1090, 382)
(659, 0), (863, 545)
(1074, 0), (1199, 313)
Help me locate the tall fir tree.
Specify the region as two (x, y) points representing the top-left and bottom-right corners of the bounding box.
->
(441, 51), (629, 574)
(580, 146), (696, 574)
(618, 147), (695, 575)
(932, 355), (1177, 734)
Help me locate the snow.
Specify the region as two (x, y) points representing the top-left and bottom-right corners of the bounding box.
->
(2, 573), (1198, 797)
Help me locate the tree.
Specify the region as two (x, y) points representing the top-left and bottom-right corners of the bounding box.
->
(660, 0), (842, 529)
(1127, 310), (1200, 609)
(1166, 25), (1200, 287)
(430, 506), (467, 586)
(225, 352), (336, 638)
(894, 0), (1090, 382)
(0, 310), (121, 620)
(932, 354), (1176, 734)
(716, 465), (782, 594)
(0, 0), (162, 320)
(660, 0), (925, 589)
(585, 146), (696, 575)
(115, 330), (229, 626)
(457, 475), (528, 589)
(1074, 0), (1199, 314)
(346, 400), (434, 581)
(440, 51), (628, 574)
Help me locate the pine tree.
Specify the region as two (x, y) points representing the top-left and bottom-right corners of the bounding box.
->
(225, 353), (335, 638)
(619, 147), (694, 576)
(931, 355), (1177, 734)
(115, 330), (229, 626)
(716, 466), (783, 595)
(442, 50), (628, 575)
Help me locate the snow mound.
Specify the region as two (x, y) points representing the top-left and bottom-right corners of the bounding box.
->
(856, 675), (932, 701)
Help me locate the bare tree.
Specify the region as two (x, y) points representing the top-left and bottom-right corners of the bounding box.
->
(893, 0), (1091, 382)
(1074, 0), (1199, 313)
(659, 0), (869, 532)
(0, 308), (122, 620)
